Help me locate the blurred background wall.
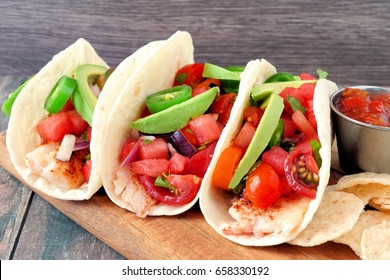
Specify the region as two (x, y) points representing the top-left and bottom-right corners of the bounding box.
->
(1, 0), (389, 86)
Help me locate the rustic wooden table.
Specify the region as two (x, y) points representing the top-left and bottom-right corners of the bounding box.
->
(0, 0), (389, 260)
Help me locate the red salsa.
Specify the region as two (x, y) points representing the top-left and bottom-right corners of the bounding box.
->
(336, 87), (390, 127)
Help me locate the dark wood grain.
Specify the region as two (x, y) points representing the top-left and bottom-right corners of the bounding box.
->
(1, 0), (390, 86)
(0, 132), (359, 259)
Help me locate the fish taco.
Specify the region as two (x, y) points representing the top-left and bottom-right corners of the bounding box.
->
(200, 63), (338, 246)
(5, 37), (163, 200)
(99, 31), (273, 217)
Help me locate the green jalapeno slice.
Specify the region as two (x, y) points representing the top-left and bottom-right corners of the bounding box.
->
(145, 85), (192, 114)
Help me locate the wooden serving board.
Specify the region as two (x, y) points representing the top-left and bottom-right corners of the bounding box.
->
(0, 131), (359, 260)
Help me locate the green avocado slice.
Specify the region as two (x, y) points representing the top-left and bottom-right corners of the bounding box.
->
(131, 87), (218, 134)
(73, 64), (108, 125)
(251, 80), (316, 102)
(202, 63), (241, 81)
(228, 94), (284, 189)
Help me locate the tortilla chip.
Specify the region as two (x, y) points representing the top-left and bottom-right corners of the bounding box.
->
(289, 191), (364, 247)
(328, 173), (390, 259)
(369, 197), (390, 212)
(327, 172), (390, 205)
(361, 220), (390, 260)
(334, 210), (390, 258)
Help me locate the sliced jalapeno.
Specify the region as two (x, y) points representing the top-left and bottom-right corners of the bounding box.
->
(145, 85), (192, 114)
(44, 76), (77, 114)
(264, 72), (296, 83)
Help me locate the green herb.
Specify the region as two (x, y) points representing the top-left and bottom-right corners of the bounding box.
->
(154, 175), (178, 195)
(317, 68), (328, 79)
(287, 96), (306, 113)
(268, 119), (284, 148)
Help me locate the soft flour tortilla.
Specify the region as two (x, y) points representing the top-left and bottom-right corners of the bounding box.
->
(200, 64), (338, 246)
(100, 31), (196, 216)
(6, 38), (162, 200)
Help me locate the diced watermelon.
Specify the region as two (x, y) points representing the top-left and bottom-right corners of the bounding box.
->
(232, 121), (256, 151)
(169, 152), (188, 174)
(130, 159), (170, 177)
(261, 146), (289, 176)
(139, 137), (169, 160)
(188, 114), (222, 146)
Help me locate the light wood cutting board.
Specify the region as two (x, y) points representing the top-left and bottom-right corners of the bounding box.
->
(0, 131), (359, 259)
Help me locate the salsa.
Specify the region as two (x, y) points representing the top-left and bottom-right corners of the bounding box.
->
(336, 87), (390, 127)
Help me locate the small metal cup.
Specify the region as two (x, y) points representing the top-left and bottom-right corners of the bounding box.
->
(330, 86), (390, 174)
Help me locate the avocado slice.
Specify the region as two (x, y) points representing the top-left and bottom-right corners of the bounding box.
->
(251, 80), (316, 102)
(228, 94), (284, 189)
(202, 63), (241, 81)
(131, 87), (218, 134)
(73, 64), (108, 125)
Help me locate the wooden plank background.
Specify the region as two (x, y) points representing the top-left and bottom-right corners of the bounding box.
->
(1, 0), (390, 85)
(0, 0), (389, 260)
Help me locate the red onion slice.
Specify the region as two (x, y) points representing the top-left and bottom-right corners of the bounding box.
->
(119, 139), (141, 168)
(73, 139), (90, 151)
(170, 130), (197, 157)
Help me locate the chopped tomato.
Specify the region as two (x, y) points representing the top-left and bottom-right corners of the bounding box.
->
(183, 140), (217, 178)
(305, 100), (317, 130)
(261, 146), (289, 176)
(210, 93), (237, 114)
(212, 145), (243, 190)
(139, 174), (201, 205)
(292, 110), (318, 141)
(243, 106), (264, 127)
(169, 153), (188, 174)
(279, 176), (293, 196)
(192, 78), (221, 96)
(209, 93), (237, 126)
(297, 83), (316, 100)
(130, 159), (169, 177)
(232, 121), (256, 151)
(281, 114), (296, 139)
(279, 87), (308, 115)
(180, 125), (198, 147)
(82, 159), (92, 183)
(188, 114), (222, 146)
(139, 137), (169, 160)
(67, 110), (89, 136)
(246, 162), (282, 209)
(173, 63), (205, 88)
(119, 138), (139, 163)
(61, 99), (75, 111)
(299, 73), (316, 80)
(218, 101), (234, 126)
(284, 142), (319, 199)
(37, 111), (73, 142)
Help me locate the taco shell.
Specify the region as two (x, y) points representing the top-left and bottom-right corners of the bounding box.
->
(200, 63), (338, 246)
(6, 38), (162, 200)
